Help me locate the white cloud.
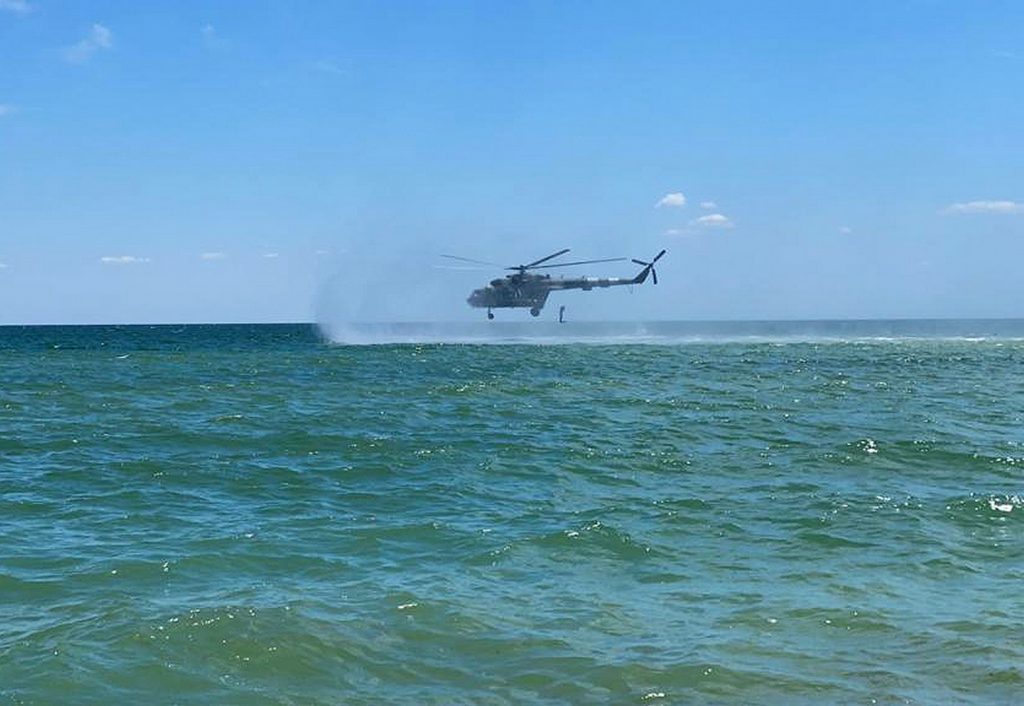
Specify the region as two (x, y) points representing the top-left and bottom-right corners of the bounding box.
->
(64, 24), (113, 64)
(655, 192), (686, 208)
(839, 226), (852, 234)
(692, 213), (734, 229)
(262, 252), (280, 258)
(315, 249), (329, 256)
(0, 0), (32, 15)
(100, 255), (150, 264)
(699, 201), (717, 210)
(0, 104), (14, 117)
(201, 252), (226, 260)
(0, 261), (8, 269)
(663, 228), (687, 237)
(944, 200), (1023, 215)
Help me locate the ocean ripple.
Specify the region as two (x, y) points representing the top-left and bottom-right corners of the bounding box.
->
(2, 325), (1023, 704)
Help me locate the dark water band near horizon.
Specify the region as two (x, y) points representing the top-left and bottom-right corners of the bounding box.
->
(1, 321), (1022, 704)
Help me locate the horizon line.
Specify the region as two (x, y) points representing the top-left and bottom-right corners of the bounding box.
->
(4, 316), (1024, 328)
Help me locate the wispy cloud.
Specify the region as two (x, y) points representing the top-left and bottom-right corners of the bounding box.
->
(0, 104), (14, 117)
(100, 255), (150, 265)
(655, 192), (686, 208)
(64, 23), (113, 64)
(0, 0), (32, 15)
(0, 261), (8, 269)
(311, 59), (346, 76)
(699, 201), (717, 210)
(839, 226), (852, 234)
(201, 252), (226, 260)
(691, 213), (734, 229)
(262, 252), (280, 258)
(944, 200), (1023, 215)
(200, 23), (228, 50)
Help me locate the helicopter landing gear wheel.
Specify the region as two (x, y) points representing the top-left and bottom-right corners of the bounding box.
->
(530, 307), (541, 317)
(487, 309), (494, 320)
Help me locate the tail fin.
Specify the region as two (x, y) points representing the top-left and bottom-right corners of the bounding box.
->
(631, 249), (666, 285)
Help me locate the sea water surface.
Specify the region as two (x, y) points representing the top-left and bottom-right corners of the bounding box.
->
(1, 322), (1022, 705)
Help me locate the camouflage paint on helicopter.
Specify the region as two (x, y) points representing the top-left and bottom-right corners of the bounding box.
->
(443, 248), (666, 319)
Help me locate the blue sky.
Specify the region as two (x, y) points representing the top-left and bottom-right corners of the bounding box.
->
(1, 1), (1022, 323)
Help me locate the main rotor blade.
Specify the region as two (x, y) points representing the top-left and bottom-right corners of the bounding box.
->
(652, 268), (658, 285)
(631, 259), (648, 266)
(530, 257), (629, 270)
(522, 248), (570, 269)
(652, 249), (666, 263)
(441, 254), (503, 267)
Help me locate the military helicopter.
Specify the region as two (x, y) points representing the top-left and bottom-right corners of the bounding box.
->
(441, 248), (666, 319)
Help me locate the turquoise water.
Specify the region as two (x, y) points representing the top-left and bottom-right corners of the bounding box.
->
(2, 323), (1022, 705)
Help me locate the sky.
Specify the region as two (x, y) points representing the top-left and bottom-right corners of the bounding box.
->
(1, 0), (1022, 324)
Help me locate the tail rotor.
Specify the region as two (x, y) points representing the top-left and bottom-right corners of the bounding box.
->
(632, 249), (666, 284)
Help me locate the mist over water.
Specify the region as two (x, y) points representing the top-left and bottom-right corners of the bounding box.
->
(313, 243), (468, 326)
(311, 236), (1024, 344)
(318, 318), (1024, 346)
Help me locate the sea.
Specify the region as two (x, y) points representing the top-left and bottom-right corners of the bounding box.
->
(1, 321), (1022, 705)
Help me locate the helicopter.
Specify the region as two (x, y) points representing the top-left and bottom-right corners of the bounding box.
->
(441, 248), (666, 319)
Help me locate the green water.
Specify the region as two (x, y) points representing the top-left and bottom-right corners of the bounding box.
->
(1, 324), (1022, 704)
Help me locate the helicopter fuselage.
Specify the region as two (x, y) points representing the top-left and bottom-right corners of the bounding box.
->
(468, 272), (646, 316)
